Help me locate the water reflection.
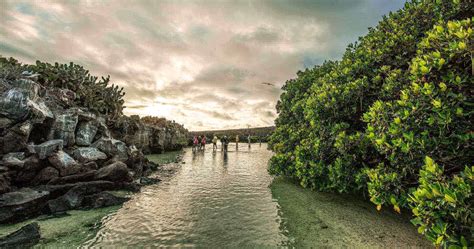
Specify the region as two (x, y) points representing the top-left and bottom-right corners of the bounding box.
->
(86, 143), (287, 247)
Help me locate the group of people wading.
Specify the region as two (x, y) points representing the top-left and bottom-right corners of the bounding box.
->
(192, 135), (253, 152)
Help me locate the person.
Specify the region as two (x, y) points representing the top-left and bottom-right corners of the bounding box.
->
(212, 135), (218, 151)
(193, 136), (199, 151)
(201, 135), (207, 150)
(247, 134), (251, 148)
(220, 136), (224, 151)
(197, 135), (202, 150)
(235, 135), (239, 150)
(223, 135), (229, 152)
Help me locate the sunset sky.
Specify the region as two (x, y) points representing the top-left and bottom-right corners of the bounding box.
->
(0, 0), (405, 131)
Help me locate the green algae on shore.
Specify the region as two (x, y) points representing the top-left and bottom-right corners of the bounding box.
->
(270, 177), (432, 248)
(0, 206), (120, 248)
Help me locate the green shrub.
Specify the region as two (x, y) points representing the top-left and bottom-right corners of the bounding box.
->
(268, 0), (472, 246)
(410, 157), (472, 248)
(363, 18), (473, 212)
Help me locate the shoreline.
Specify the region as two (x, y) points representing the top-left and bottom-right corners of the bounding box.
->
(0, 151), (184, 248)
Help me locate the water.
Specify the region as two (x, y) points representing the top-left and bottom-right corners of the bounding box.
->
(86, 143), (288, 247)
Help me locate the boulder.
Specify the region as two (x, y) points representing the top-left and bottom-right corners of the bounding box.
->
(93, 138), (128, 161)
(36, 180), (116, 200)
(47, 181), (119, 213)
(75, 121), (98, 146)
(11, 79), (40, 99)
(82, 191), (129, 209)
(0, 121), (33, 154)
(13, 156), (43, 185)
(0, 88), (31, 121)
(0, 188), (50, 223)
(0, 222), (40, 248)
(0, 87), (53, 124)
(0, 117), (13, 130)
(2, 153), (25, 169)
(48, 170), (96, 185)
(0, 174), (11, 194)
(94, 161), (131, 182)
(72, 147), (107, 162)
(27, 140), (63, 160)
(83, 161), (98, 170)
(32, 167), (59, 185)
(48, 112), (78, 146)
(47, 150), (79, 176)
(139, 177), (161, 186)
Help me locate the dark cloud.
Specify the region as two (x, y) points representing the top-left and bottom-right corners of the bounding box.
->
(0, 0), (405, 130)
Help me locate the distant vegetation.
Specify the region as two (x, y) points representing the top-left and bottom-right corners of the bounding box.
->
(268, 1), (472, 247)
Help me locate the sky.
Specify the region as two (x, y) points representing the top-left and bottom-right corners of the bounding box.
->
(0, 0), (406, 131)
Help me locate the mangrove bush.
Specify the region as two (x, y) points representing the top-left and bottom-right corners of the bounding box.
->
(268, 1), (473, 247)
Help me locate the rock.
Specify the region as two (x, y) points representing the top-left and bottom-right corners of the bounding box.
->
(11, 79), (40, 99)
(0, 222), (40, 248)
(139, 177), (161, 186)
(72, 147), (107, 163)
(94, 161), (131, 182)
(32, 167), (59, 185)
(28, 100), (54, 124)
(47, 150), (79, 176)
(47, 181), (120, 213)
(0, 174), (11, 194)
(0, 87), (53, 124)
(0, 188), (50, 223)
(0, 117), (13, 130)
(0, 88), (31, 121)
(36, 180), (116, 200)
(48, 170), (96, 185)
(93, 138), (128, 161)
(83, 161), (98, 170)
(82, 191), (129, 209)
(13, 156), (43, 185)
(27, 139), (63, 159)
(0, 121), (33, 154)
(2, 153), (25, 169)
(48, 112), (78, 146)
(76, 121), (98, 146)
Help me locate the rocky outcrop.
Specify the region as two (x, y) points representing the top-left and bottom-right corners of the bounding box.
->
(109, 115), (188, 154)
(0, 60), (187, 224)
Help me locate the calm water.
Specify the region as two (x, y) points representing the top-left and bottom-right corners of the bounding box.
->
(86, 144), (289, 247)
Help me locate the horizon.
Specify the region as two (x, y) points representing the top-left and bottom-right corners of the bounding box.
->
(0, 0), (406, 130)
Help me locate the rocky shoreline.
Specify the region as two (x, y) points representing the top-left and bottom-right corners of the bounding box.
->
(0, 152), (184, 248)
(0, 58), (188, 246)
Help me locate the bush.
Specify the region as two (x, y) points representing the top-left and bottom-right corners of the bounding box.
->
(0, 56), (125, 117)
(363, 18), (473, 213)
(409, 157), (472, 248)
(268, 0), (472, 246)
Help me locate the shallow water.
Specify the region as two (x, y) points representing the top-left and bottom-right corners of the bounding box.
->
(83, 143), (430, 248)
(86, 143), (288, 247)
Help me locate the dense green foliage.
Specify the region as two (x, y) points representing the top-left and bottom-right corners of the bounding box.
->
(0, 56), (125, 117)
(268, 1), (472, 247)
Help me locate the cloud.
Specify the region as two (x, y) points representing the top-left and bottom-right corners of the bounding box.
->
(0, 0), (405, 130)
